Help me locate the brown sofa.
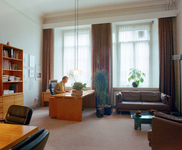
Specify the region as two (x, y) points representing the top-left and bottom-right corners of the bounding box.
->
(148, 111), (182, 150)
(116, 90), (171, 114)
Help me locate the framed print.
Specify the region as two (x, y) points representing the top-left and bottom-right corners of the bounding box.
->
(29, 55), (35, 68)
(23, 68), (28, 82)
(29, 69), (35, 78)
(23, 53), (28, 67)
(35, 65), (42, 80)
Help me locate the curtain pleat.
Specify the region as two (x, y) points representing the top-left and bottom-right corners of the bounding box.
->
(92, 23), (112, 105)
(42, 29), (53, 92)
(159, 17), (175, 111)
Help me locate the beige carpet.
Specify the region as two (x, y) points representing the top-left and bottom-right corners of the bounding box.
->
(30, 107), (151, 150)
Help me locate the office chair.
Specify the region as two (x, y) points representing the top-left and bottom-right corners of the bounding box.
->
(49, 82), (57, 95)
(0, 105), (33, 125)
(12, 128), (50, 150)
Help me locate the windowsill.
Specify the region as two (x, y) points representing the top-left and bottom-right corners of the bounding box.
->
(113, 87), (159, 91)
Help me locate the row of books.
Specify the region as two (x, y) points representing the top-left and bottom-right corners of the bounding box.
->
(3, 60), (18, 70)
(3, 49), (19, 59)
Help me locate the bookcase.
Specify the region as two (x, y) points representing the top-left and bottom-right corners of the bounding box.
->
(0, 44), (24, 119)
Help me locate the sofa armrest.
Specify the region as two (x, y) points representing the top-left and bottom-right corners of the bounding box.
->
(150, 116), (182, 150)
(116, 92), (122, 106)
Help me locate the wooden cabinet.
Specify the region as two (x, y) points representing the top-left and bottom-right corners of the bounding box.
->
(0, 44), (24, 119)
(1, 93), (24, 119)
(42, 92), (51, 107)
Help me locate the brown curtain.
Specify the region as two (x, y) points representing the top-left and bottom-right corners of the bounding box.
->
(159, 17), (175, 111)
(92, 23), (112, 105)
(42, 29), (53, 92)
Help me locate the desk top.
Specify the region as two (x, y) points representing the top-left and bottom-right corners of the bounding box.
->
(0, 124), (39, 150)
(51, 90), (94, 98)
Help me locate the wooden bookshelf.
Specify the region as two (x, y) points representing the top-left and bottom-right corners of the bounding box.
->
(0, 44), (24, 119)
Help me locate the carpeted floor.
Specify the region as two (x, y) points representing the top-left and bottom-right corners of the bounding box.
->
(30, 107), (151, 150)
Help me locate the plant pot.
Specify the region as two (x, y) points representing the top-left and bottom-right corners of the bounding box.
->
(76, 90), (82, 96)
(104, 104), (112, 115)
(132, 82), (138, 87)
(96, 107), (104, 118)
(96, 104), (112, 116)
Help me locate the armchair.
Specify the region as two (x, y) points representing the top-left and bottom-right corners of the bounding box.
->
(0, 105), (33, 125)
(148, 111), (182, 150)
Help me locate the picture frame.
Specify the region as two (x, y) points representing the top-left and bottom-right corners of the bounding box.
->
(29, 69), (35, 78)
(35, 65), (42, 80)
(23, 53), (28, 67)
(29, 55), (35, 68)
(23, 68), (28, 82)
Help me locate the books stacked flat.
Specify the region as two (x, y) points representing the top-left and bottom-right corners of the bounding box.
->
(3, 74), (9, 82)
(15, 76), (20, 81)
(9, 76), (15, 81)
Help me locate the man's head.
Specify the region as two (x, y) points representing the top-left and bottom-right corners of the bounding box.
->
(62, 76), (68, 83)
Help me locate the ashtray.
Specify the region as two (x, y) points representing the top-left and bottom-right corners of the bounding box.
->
(134, 113), (141, 117)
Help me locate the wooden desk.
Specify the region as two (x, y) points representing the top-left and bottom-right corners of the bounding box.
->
(49, 90), (95, 122)
(0, 124), (38, 150)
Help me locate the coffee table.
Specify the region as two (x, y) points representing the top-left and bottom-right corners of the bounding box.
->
(130, 110), (154, 130)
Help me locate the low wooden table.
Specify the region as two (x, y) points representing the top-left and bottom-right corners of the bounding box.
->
(0, 124), (38, 150)
(49, 90), (95, 122)
(130, 110), (154, 130)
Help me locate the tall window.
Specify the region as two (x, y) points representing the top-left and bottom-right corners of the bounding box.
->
(113, 23), (159, 87)
(63, 29), (91, 87)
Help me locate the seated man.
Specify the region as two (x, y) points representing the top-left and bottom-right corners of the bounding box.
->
(54, 76), (69, 94)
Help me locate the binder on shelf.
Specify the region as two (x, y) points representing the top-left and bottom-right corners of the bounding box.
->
(9, 83), (19, 93)
(11, 49), (13, 58)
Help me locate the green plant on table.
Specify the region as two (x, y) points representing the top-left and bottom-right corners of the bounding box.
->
(128, 68), (146, 86)
(72, 82), (86, 90)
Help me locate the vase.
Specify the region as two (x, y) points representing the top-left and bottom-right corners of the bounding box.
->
(132, 82), (138, 87)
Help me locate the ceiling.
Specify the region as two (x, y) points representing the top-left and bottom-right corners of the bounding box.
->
(4, 0), (165, 17)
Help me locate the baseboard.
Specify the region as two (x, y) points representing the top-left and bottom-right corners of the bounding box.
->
(28, 103), (41, 109)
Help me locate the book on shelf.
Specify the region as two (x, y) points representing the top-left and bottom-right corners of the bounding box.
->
(13, 50), (19, 59)
(11, 63), (18, 70)
(3, 60), (11, 70)
(3, 49), (10, 57)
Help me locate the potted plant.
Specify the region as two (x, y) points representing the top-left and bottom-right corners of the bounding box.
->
(72, 82), (86, 96)
(93, 69), (112, 116)
(128, 68), (146, 87)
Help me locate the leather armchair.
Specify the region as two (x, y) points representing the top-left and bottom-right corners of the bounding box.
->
(0, 105), (33, 125)
(148, 111), (182, 150)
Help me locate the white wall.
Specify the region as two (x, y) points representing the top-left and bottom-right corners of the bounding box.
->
(0, 1), (43, 108)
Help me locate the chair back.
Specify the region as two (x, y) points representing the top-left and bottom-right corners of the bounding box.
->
(12, 128), (45, 150)
(49, 82), (57, 95)
(19, 130), (49, 150)
(5, 105), (33, 125)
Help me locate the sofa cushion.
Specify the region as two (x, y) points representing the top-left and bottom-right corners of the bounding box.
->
(161, 93), (168, 105)
(117, 101), (169, 111)
(121, 90), (140, 101)
(141, 91), (161, 102)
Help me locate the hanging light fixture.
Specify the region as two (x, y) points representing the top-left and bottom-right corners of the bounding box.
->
(70, 0), (82, 76)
